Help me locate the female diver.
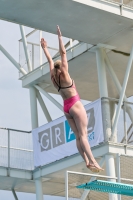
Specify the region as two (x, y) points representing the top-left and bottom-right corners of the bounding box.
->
(41, 26), (103, 173)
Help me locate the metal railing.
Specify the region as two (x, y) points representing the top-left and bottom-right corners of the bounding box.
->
(103, 0), (133, 8)
(19, 29), (79, 77)
(0, 127), (34, 170)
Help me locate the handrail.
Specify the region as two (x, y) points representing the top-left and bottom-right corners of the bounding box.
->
(102, 96), (133, 105)
(101, 96), (119, 102)
(0, 127), (31, 133)
(0, 145), (33, 152)
(19, 41), (83, 79)
(0, 127), (33, 170)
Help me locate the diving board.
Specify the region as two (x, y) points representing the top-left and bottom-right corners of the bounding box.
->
(77, 180), (133, 196)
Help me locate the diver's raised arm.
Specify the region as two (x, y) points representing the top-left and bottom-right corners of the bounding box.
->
(57, 25), (66, 55)
(41, 38), (54, 75)
(57, 25), (68, 71)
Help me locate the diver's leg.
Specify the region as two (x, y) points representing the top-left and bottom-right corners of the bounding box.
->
(69, 101), (103, 171)
(65, 112), (89, 166)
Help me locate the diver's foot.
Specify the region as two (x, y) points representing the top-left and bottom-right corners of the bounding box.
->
(87, 162), (104, 173)
(88, 165), (104, 173)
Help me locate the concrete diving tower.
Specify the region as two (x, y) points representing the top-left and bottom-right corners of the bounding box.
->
(1, 0), (133, 200)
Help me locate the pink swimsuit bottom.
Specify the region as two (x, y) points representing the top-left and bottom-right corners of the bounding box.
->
(64, 94), (80, 114)
(52, 75), (80, 113)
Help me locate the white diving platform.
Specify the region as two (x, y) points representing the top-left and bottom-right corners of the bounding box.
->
(20, 41), (133, 101)
(1, 0), (133, 46)
(0, 141), (133, 197)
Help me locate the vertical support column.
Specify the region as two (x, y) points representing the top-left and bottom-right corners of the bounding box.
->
(29, 87), (43, 200)
(96, 48), (111, 141)
(96, 48), (117, 200)
(105, 154), (118, 200)
(110, 101), (117, 142)
(96, 48), (108, 97)
(110, 101), (116, 127)
(35, 179), (43, 200)
(116, 154), (121, 200)
(29, 87), (38, 129)
(65, 171), (68, 200)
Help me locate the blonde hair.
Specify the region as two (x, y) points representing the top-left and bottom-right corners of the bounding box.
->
(54, 60), (61, 69)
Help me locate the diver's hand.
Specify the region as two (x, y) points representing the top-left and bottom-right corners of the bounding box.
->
(41, 38), (47, 49)
(57, 25), (62, 37)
